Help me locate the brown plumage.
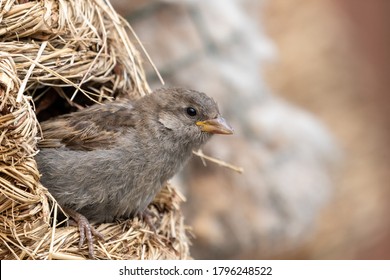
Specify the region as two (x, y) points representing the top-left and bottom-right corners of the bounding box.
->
(35, 87), (233, 258)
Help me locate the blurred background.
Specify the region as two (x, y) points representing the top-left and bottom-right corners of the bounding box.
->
(111, 0), (390, 259)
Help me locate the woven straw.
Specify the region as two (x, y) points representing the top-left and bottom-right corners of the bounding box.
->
(0, 0), (190, 260)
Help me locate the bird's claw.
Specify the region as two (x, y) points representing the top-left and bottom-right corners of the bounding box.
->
(137, 208), (159, 233)
(77, 215), (105, 259)
(65, 208), (104, 259)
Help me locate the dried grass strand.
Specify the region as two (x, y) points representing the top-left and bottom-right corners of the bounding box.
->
(193, 149), (244, 174)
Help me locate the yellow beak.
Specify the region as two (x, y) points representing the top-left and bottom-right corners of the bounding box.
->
(196, 116), (233, 135)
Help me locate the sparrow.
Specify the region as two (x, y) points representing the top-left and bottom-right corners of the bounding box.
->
(35, 87), (233, 258)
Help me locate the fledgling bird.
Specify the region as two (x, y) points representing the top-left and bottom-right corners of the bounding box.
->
(35, 87), (233, 258)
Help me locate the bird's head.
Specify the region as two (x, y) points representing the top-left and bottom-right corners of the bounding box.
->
(136, 88), (233, 149)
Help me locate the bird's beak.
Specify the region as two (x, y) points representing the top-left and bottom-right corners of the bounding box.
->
(196, 116), (234, 135)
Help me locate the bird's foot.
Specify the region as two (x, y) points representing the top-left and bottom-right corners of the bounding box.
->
(65, 207), (105, 259)
(137, 208), (159, 233)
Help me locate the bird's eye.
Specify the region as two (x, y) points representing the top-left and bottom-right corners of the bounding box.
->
(186, 107), (197, 117)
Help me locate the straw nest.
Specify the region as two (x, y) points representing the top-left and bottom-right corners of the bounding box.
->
(0, 0), (190, 259)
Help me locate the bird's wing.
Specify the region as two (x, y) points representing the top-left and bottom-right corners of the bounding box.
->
(38, 101), (137, 151)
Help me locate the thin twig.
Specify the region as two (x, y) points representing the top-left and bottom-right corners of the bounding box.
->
(16, 41), (47, 103)
(193, 149), (244, 174)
